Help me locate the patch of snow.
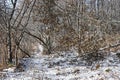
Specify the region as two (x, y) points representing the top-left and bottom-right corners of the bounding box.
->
(34, 44), (44, 58)
(2, 51), (120, 80)
(3, 67), (16, 73)
(38, 44), (43, 54)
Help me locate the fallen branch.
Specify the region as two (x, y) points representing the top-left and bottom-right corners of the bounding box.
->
(18, 46), (31, 57)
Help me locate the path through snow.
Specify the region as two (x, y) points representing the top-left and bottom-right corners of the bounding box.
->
(1, 48), (120, 80)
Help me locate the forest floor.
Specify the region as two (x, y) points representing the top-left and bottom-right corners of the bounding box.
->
(1, 49), (120, 80)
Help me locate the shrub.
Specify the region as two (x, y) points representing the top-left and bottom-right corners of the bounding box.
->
(81, 50), (106, 66)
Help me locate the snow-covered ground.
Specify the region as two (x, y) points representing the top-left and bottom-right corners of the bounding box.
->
(1, 47), (120, 80)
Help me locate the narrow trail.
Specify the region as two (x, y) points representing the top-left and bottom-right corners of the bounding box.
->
(1, 49), (120, 80)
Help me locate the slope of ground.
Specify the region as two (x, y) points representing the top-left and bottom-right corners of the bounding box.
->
(1, 49), (120, 80)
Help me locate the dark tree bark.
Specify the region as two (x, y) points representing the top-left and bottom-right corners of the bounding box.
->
(8, 0), (18, 63)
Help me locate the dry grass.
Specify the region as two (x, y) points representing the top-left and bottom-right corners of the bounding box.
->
(0, 64), (8, 71)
